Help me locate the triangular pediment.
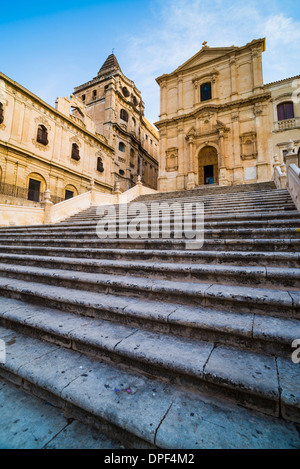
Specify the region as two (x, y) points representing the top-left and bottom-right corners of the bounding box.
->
(175, 46), (236, 73)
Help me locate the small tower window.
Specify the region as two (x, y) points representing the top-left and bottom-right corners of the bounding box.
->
(37, 125), (48, 146)
(200, 82), (212, 102)
(97, 157), (104, 172)
(119, 142), (126, 152)
(0, 103), (4, 124)
(120, 109), (129, 122)
(122, 87), (130, 97)
(71, 143), (80, 161)
(93, 89), (97, 100)
(82, 94), (86, 103)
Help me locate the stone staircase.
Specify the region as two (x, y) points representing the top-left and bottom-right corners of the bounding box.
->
(0, 182), (299, 449)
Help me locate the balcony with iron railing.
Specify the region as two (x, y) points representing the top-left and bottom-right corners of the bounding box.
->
(273, 117), (300, 132)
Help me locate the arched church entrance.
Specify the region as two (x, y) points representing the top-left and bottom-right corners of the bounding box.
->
(198, 146), (219, 185)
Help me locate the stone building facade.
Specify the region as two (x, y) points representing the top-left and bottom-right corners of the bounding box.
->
(155, 38), (300, 192)
(266, 75), (300, 167)
(0, 72), (115, 205)
(73, 54), (159, 191)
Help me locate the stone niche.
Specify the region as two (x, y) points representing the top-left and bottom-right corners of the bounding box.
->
(240, 132), (257, 160)
(166, 148), (178, 172)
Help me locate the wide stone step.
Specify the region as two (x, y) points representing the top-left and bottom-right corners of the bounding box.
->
(0, 264), (298, 318)
(1, 211), (300, 235)
(68, 204), (297, 222)
(0, 282), (299, 355)
(0, 296), (299, 421)
(0, 246), (298, 268)
(0, 254), (299, 289)
(0, 227), (299, 241)
(0, 377), (122, 449)
(0, 237), (299, 252)
(0, 326), (298, 449)
(2, 217), (300, 236)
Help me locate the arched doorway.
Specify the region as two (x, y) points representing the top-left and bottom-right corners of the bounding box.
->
(198, 146), (219, 185)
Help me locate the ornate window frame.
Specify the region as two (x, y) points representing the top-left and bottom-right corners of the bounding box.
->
(193, 70), (219, 105)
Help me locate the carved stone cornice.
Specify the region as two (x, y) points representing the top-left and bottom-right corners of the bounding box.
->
(155, 92), (271, 128)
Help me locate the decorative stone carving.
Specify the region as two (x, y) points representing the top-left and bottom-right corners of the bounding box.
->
(166, 148), (178, 172)
(240, 132), (257, 160)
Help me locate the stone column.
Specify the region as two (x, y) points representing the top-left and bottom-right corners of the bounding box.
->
(186, 137), (195, 189)
(41, 190), (53, 225)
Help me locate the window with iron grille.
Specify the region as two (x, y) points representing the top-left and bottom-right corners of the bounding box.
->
(120, 109), (129, 122)
(37, 125), (48, 145)
(200, 82), (212, 102)
(71, 143), (80, 161)
(0, 103), (4, 124)
(277, 102), (294, 121)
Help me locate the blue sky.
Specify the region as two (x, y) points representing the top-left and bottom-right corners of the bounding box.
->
(1, 0), (299, 124)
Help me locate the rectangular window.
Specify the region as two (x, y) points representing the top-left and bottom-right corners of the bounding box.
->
(277, 102), (294, 121)
(200, 82), (212, 102)
(28, 179), (41, 202)
(65, 190), (74, 200)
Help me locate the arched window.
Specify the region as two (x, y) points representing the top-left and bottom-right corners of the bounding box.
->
(37, 125), (48, 145)
(200, 82), (212, 102)
(0, 103), (4, 124)
(120, 109), (129, 122)
(97, 157), (104, 172)
(71, 143), (80, 161)
(122, 87), (130, 97)
(277, 102), (294, 121)
(119, 142), (126, 152)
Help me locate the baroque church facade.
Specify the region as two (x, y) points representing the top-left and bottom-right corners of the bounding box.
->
(155, 38), (300, 192)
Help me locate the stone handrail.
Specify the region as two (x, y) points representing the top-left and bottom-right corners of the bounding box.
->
(273, 164), (287, 189)
(287, 164), (300, 211)
(45, 179), (158, 224)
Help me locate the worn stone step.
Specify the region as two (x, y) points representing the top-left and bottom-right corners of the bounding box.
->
(0, 226), (299, 241)
(0, 296), (299, 420)
(0, 253), (299, 289)
(68, 205), (297, 222)
(0, 264), (298, 318)
(0, 325), (299, 449)
(0, 378), (123, 449)
(1, 209), (298, 233)
(1, 217), (300, 236)
(0, 246), (298, 268)
(0, 237), (299, 252)
(0, 282), (298, 359)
